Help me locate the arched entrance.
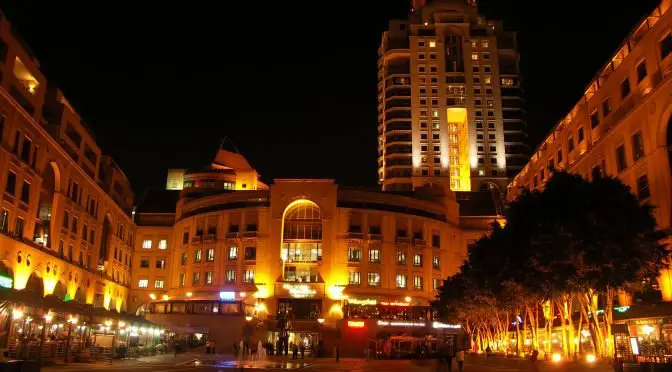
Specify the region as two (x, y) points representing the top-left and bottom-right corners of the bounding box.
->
(24, 273), (43, 296)
(34, 162), (59, 248)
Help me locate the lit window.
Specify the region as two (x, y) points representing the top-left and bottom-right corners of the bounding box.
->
(433, 278), (442, 290)
(349, 271), (361, 285)
(243, 269), (255, 284)
(207, 248), (215, 262)
(154, 279), (164, 289)
(225, 269), (236, 283)
(501, 78), (513, 86)
(471, 53), (479, 61)
(432, 110), (439, 118)
(414, 276), (423, 290)
(484, 76), (491, 85)
(228, 246), (238, 260)
(348, 247), (361, 262)
(368, 272), (381, 287)
(138, 279), (148, 288)
(397, 251), (407, 265)
(179, 273), (185, 287)
(158, 239), (167, 250)
(478, 169), (485, 176)
(471, 40), (477, 48)
(142, 239), (152, 249)
(205, 271), (214, 284)
(482, 41), (489, 48)
(194, 249), (202, 263)
(429, 41), (436, 48)
(632, 131), (645, 161)
(192, 272), (200, 285)
(433, 256), (440, 269)
(396, 274), (407, 288)
(369, 248), (380, 263)
(414, 254), (423, 267)
(13, 57), (39, 94)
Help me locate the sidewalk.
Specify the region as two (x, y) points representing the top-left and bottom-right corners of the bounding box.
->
(466, 353), (614, 372)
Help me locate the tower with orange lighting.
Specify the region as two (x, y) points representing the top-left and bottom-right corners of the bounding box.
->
(378, 0), (529, 193)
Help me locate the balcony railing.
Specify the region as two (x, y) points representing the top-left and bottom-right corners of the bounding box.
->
(191, 236), (202, 244)
(203, 234), (216, 243)
(414, 239), (427, 248)
(345, 232), (365, 242)
(242, 231), (261, 239)
(368, 234), (383, 243)
(396, 236), (411, 245)
(225, 232), (240, 239)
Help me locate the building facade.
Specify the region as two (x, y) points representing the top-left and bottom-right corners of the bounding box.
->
(0, 12), (135, 312)
(129, 148), (498, 355)
(507, 0), (672, 299)
(378, 0), (528, 194)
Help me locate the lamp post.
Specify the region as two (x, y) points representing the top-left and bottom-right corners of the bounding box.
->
(317, 318), (325, 342)
(63, 315), (78, 363)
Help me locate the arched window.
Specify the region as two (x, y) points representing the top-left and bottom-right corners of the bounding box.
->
(281, 200), (322, 281)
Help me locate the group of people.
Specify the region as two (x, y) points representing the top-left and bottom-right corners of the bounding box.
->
(204, 340), (217, 354)
(436, 338), (466, 372)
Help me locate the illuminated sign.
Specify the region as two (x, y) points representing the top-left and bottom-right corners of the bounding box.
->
(630, 337), (639, 355)
(432, 322), (461, 329)
(348, 298), (377, 306)
(348, 321), (365, 328)
(380, 301), (410, 307)
(219, 291), (235, 301)
(0, 275), (12, 289)
(283, 284), (317, 298)
(377, 320), (425, 327)
(166, 169), (185, 190)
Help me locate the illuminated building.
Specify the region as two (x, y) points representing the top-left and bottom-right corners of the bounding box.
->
(507, 0), (672, 301)
(0, 13), (134, 311)
(378, 0), (529, 194)
(129, 146), (498, 355)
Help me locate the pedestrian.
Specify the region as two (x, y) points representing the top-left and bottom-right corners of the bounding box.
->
(437, 337), (455, 372)
(336, 344), (340, 363)
(300, 342), (305, 359)
(292, 343), (298, 359)
(529, 349), (539, 372)
(456, 348), (465, 371)
(206, 340), (211, 354)
(211, 340), (217, 354)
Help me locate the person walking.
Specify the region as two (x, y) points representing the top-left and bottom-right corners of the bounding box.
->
(211, 340), (217, 355)
(300, 342), (305, 359)
(456, 348), (465, 371)
(292, 343), (298, 359)
(437, 337), (456, 372)
(206, 340), (211, 355)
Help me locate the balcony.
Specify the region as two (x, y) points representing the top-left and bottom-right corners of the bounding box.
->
(396, 236), (411, 245)
(191, 236), (202, 244)
(242, 231), (261, 240)
(345, 232), (365, 242)
(203, 234), (216, 243)
(414, 239), (427, 248)
(226, 232), (240, 239)
(368, 234), (383, 244)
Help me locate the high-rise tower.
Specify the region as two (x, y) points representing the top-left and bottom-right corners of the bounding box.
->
(377, 0), (529, 193)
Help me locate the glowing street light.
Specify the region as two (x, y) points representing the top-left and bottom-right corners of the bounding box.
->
(245, 316), (253, 322)
(162, 294), (169, 301)
(12, 309), (23, 319)
(585, 354), (596, 364)
(44, 313), (53, 323)
(317, 318), (325, 324)
(551, 353), (562, 363)
(404, 296), (412, 303)
(186, 292), (193, 298)
(149, 293), (157, 300)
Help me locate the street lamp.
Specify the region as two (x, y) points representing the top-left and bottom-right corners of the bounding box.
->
(245, 316), (253, 322)
(162, 294), (169, 301)
(149, 293), (157, 300)
(64, 316), (78, 362)
(186, 292), (193, 298)
(317, 318), (325, 344)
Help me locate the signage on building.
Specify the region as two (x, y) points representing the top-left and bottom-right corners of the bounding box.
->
(347, 298), (377, 306)
(219, 291), (235, 301)
(348, 320), (365, 328)
(377, 320), (425, 327)
(380, 301), (410, 307)
(166, 169), (185, 190)
(282, 284), (317, 298)
(432, 322), (461, 329)
(0, 275), (12, 289)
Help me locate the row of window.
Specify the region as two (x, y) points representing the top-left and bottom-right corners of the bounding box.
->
(142, 238), (168, 250)
(348, 271), (441, 290)
(179, 247), (257, 265)
(347, 247), (440, 268)
(4, 171), (30, 204)
(172, 268), (255, 287)
(180, 223), (258, 244)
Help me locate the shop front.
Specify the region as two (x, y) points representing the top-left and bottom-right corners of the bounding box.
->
(613, 303), (672, 367)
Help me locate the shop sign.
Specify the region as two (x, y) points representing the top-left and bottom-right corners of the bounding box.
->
(380, 301), (410, 307)
(432, 321), (461, 329)
(348, 320), (365, 328)
(219, 291), (235, 301)
(0, 275), (12, 289)
(377, 320), (425, 327)
(633, 318), (663, 325)
(348, 298), (377, 306)
(283, 284), (317, 298)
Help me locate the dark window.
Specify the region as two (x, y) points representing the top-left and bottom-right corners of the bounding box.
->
(245, 247), (257, 260)
(578, 128), (585, 143)
(632, 131), (645, 161)
(637, 174), (650, 200)
(591, 165), (603, 180)
(637, 61), (648, 82)
(62, 211), (69, 230)
(140, 259), (150, 268)
(20, 137), (31, 163)
(0, 38), (8, 62)
(590, 111), (599, 128)
(568, 137), (574, 153)
(661, 33), (672, 60)
(183, 231), (189, 244)
(432, 234), (440, 247)
(12, 132), (19, 156)
(557, 148), (563, 163)
(156, 259), (166, 269)
(616, 145), (627, 172)
(621, 78), (631, 99)
(20, 181), (29, 204)
(65, 124), (82, 147)
(5, 171), (16, 196)
(14, 217), (23, 237)
(602, 99), (611, 117)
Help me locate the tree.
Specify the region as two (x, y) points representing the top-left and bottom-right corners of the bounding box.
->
(434, 171), (669, 357)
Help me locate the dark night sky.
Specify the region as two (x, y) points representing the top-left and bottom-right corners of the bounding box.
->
(0, 0), (661, 195)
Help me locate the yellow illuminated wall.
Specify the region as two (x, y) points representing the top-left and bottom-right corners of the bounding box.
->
(446, 108), (470, 192)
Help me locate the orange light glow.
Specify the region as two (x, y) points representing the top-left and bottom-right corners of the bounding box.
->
(348, 321), (365, 328)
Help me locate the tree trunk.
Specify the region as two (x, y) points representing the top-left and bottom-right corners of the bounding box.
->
(605, 287), (615, 356)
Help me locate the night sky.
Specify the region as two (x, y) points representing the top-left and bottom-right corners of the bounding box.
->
(1, 1), (661, 195)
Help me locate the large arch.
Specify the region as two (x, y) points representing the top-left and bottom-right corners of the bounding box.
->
(280, 199), (323, 283)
